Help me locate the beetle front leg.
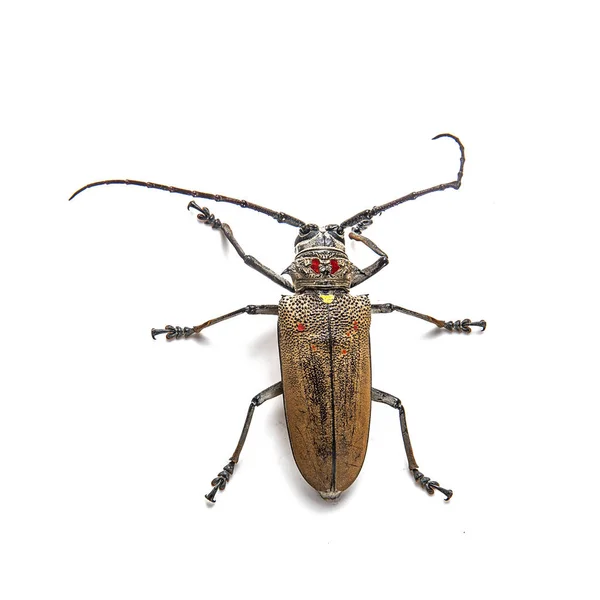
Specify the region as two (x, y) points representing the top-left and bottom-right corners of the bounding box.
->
(187, 201), (294, 292)
(205, 382), (283, 504)
(372, 388), (453, 502)
(371, 303), (486, 333)
(151, 304), (279, 340)
(348, 231), (389, 288)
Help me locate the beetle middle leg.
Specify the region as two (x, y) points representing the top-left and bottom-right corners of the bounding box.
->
(151, 304), (278, 339)
(372, 388), (453, 502)
(372, 303), (486, 333)
(205, 382), (283, 504)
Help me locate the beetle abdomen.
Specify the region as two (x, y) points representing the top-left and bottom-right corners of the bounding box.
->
(278, 292), (371, 498)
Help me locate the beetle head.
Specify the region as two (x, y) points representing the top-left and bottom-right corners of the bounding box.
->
(283, 224), (355, 291)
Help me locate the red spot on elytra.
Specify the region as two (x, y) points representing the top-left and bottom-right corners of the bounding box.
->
(297, 323), (306, 332)
(353, 321), (359, 331)
(330, 259), (339, 274)
(341, 349), (348, 355)
(311, 258), (320, 274)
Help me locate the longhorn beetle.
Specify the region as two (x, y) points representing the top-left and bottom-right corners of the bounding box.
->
(70, 133), (485, 503)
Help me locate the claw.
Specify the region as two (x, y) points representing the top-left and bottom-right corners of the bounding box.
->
(188, 202), (222, 229)
(430, 482), (454, 502)
(204, 461), (236, 504)
(205, 483), (220, 503)
(472, 320), (486, 332)
(187, 201), (210, 221)
(151, 325), (194, 340)
(151, 327), (168, 340)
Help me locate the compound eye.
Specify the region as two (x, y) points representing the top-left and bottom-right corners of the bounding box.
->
(325, 224), (344, 240)
(311, 258), (321, 273)
(299, 224), (318, 236)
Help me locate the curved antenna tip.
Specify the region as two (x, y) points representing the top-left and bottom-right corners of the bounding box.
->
(432, 133), (461, 144)
(68, 181), (108, 201)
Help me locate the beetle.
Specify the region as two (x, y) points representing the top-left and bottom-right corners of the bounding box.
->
(70, 133), (485, 503)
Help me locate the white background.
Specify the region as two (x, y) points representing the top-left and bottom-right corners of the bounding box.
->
(2, 2), (598, 598)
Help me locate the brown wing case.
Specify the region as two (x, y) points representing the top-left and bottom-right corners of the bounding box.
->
(278, 293), (372, 496)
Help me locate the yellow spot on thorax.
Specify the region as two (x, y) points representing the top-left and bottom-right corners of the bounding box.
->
(319, 294), (335, 304)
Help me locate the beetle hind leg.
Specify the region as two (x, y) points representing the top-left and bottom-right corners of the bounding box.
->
(204, 382), (283, 504)
(372, 388), (453, 502)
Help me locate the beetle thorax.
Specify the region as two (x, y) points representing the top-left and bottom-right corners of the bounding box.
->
(285, 225), (355, 291)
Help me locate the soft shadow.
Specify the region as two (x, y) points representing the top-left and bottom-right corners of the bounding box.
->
(249, 329), (280, 381)
(189, 334), (212, 346)
(220, 228), (229, 254)
(421, 327), (486, 340)
(422, 327), (445, 339)
(192, 217), (230, 255)
(249, 328), (278, 354)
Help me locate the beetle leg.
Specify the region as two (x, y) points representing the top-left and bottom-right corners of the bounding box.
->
(348, 231), (389, 288)
(443, 318), (487, 333)
(372, 388), (453, 502)
(150, 325), (195, 340)
(205, 382), (283, 504)
(151, 304), (278, 340)
(187, 201), (294, 292)
(371, 303), (486, 333)
(412, 470), (453, 502)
